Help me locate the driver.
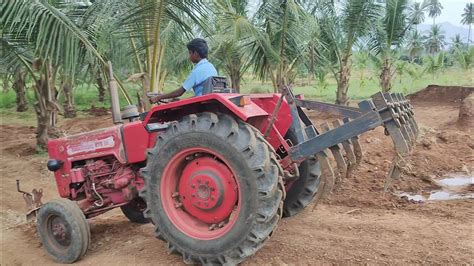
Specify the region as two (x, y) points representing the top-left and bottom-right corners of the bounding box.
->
(148, 38), (217, 104)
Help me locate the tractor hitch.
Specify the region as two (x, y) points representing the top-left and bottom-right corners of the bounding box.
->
(16, 180), (43, 221)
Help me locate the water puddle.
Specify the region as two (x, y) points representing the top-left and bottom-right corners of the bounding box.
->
(399, 191), (473, 202)
(437, 176), (473, 186)
(398, 175), (473, 202)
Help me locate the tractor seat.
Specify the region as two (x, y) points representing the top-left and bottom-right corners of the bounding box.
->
(201, 76), (236, 95)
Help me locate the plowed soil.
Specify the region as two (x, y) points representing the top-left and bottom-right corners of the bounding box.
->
(1, 86), (473, 265)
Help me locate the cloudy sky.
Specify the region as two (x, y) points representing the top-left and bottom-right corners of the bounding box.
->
(434, 0), (472, 28)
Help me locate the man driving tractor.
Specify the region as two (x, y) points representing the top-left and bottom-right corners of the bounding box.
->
(148, 38), (217, 104)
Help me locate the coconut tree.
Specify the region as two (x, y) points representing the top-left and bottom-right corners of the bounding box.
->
(369, 0), (431, 92)
(450, 34), (466, 52)
(354, 48), (371, 90)
(249, 0), (309, 91)
(428, 0), (443, 26)
(454, 46), (474, 70)
(424, 24), (446, 54)
(212, 42), (247, 92)
(408, 1), (426, 25)
(406, 61), (425, 87)
(312, 0), (382, 105)
(461, 3), (473, 44)
(424, 51), (447, 76)
(13, 68), (29, 112)
(210, 0), (253, 92)
(0, 0), (131, 149)
(394, 60), (408, 83)
(0, 37), (30, 112)
(115, 0), (210, 93)
(407, 30), (424, 61)
(0, 36), (59, 149)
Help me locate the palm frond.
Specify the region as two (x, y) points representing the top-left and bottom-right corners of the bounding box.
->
(0, 37), (35, 76)
(1, 0), (104, 75)
(342, 0), (381, 51)
(385, 0), (409, 47)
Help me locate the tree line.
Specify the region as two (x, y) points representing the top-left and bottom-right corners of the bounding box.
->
(0, 0), (473, 150)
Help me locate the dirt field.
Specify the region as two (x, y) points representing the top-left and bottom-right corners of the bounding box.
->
(1, 87), (473, 265)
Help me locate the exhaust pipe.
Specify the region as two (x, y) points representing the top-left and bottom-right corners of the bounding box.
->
(107, 61), (122, 124)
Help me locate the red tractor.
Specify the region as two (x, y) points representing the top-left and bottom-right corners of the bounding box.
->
(28, 63), (417, 264)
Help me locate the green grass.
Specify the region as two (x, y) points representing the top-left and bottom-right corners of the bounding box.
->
(0, 107), (37, 126)
(240, 68), (474, 102)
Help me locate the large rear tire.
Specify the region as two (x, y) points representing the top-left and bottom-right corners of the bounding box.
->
(140, 112), (284, 264)
(283, 125), (322, 217)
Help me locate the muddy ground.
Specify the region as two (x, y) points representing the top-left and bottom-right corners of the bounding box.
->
(1, 86), (473, 265)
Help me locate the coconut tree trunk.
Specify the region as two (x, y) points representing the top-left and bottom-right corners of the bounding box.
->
(275, 3), (289, 93)
(308, 44), (315, 84)
(336, 60), (350, 105)
(469, 24), (472, 44)
(158, 70), (167, 93)
(13, 68), (28, 112)
(156, 43), (166, 93)
(380, 59), (392, 92)
(270, 71), (278, 92)
(149, 0), (166, 93)
(61, 76), (76, 118)
(33, 62), (59, 150)
(34, 76), (52, 149)
(96, 68), (105, 102)
(276, 63), (289, 93)
(228, 66), (241, 93)
(230, 75), (241, 93)
(3, 74), (10, 93)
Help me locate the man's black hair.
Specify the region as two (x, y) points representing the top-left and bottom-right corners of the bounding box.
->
(187, 38), (209, 58)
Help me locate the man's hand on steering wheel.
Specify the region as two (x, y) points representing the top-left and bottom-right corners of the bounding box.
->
(146, 92), (164, 104)
(146, 87), (186, 104)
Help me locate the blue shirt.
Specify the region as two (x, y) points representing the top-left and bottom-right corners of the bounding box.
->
(182, 59), (217, 96)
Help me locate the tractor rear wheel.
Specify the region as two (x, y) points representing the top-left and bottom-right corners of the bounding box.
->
(283, 125), (322, 217)
(140, 112), (284, 264)
(36, 199), (90, 263)
(120, 198), (149, 224)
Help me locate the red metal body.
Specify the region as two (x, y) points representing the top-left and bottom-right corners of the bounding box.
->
(47, 93), (293, 217)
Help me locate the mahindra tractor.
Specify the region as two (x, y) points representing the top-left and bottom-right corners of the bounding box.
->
(19, 63), (418, 264)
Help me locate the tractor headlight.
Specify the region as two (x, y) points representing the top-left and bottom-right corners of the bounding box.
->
(47, 160), (64, 172)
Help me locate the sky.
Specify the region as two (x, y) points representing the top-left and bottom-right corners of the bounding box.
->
(433, 0), (472, 28)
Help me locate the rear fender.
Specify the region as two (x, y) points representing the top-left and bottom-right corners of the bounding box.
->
(143, 94), (294, 150)
(143, 94), (268, 125)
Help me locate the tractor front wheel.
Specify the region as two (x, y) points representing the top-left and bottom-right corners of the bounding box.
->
(36, 199), (90, 263)
(140, 113), (284, 264)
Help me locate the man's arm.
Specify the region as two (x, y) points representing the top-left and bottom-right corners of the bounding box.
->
(149, 87), (186, 104)
(149, 64), (196, 104)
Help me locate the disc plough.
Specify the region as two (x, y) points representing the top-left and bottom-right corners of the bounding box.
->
(282, 87), (418, 196)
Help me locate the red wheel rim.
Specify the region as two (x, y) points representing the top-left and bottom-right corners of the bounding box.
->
(160, 148), (240, 240)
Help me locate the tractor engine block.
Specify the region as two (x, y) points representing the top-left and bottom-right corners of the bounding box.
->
(70, 159), (143, 217)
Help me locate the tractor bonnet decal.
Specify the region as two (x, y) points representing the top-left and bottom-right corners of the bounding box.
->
(67, 136), (115, 155)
